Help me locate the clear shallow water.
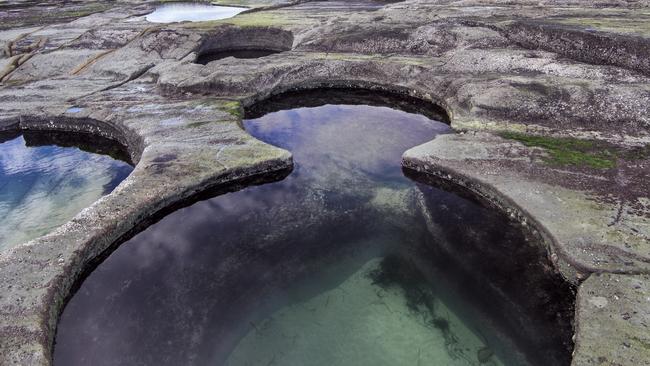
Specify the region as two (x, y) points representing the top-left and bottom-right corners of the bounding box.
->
(145, 3), (247, 23)
(0, 130), (132, 250)
(54, 91), (575, 366)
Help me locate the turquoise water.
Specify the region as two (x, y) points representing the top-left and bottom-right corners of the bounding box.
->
(0, 131), (132, 249)
(54, 91), (574, 366)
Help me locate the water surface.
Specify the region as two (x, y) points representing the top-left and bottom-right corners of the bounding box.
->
(145, 3), (247, 23)
(197, 49), (282, 65)
(0, 130), (132, 250)
(54, 91), (574, 366)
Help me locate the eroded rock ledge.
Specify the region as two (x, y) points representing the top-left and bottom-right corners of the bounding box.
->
(1, 0), (649, 365)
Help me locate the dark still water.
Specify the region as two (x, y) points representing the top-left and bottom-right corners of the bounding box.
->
(54, 91), (575, 366)
(196, 49), (283, 65)
(0, 130), (132, 250)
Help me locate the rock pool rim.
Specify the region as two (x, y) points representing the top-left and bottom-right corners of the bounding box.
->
(401, 154), (587, 283)
(0, 129), (134, 166)
(242, 86), (452, 124)
(403, 166), (578, 286)
(0, 115), (144, 165)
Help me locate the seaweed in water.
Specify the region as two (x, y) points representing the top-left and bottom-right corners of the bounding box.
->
(368, 255), (475, 363)
(368, 255), (433, 312)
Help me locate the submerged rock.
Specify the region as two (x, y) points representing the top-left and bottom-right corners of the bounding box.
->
(478, 346), (494, 363)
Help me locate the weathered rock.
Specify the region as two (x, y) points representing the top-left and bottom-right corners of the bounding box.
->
(403, 133), (650, 281)
(573, 273), (650, 366)
(0, 0), (649, 365)
(5, 49), (108, 81)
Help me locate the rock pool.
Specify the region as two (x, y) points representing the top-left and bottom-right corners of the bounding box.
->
(145, 3), (247, 23)
(54, 90), (574, 366)
(0, 130), (132, 250)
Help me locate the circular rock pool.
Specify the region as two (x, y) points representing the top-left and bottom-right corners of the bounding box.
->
(54, 90), (575, 366)
(0, 130), (133, 250)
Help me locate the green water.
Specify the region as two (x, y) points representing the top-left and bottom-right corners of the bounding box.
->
(227, 257), (500, 366)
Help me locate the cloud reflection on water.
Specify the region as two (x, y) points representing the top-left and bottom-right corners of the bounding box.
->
(145, 3), (247, 23)
(0, 135), (132, 249)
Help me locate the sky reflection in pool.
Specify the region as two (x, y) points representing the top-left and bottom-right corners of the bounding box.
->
(145, 3), (247, 23)
(0, 131), (132, 250)
(54, 93), (575, 366)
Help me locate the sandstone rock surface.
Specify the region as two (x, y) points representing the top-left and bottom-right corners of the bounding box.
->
(0, 0), (649, 365)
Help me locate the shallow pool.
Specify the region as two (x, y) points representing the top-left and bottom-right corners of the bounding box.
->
(54, 90), (575, 366)
(145, 3), (247, 23)
(0, 130), (132, 250)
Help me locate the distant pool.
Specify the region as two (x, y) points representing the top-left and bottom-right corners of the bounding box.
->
(145, 3), (247, 23)
(0, 130), (132, 250)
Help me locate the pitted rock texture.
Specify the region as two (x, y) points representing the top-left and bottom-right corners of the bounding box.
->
(574, 273), (650, 366)
(0, 0), (649, 365)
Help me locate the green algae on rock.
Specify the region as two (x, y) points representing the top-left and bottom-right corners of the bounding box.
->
(499, 132), (617, 169)
(500, 131), (650, 170)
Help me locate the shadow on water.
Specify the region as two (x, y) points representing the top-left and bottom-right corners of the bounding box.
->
(196, 49), (284, 65)
(404, 168), (575, 366)
(0, 129), (133, 249)
(21, 130), (133, 165)
(246, 87), (450, 123)
(53, 89), (575, 366)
